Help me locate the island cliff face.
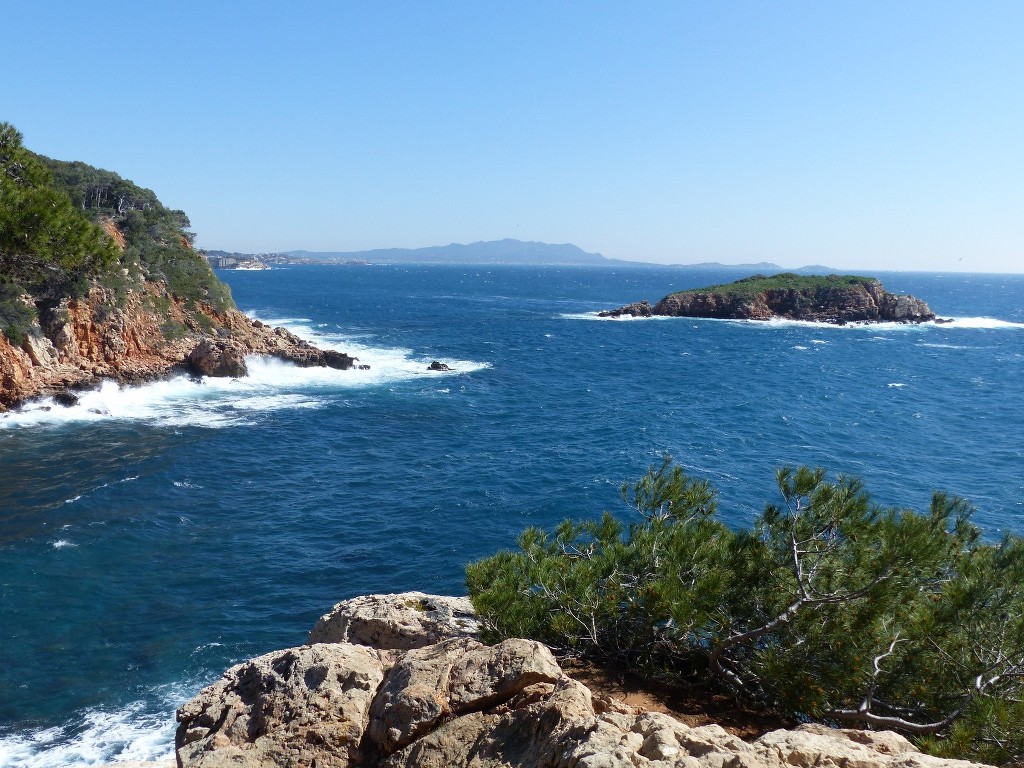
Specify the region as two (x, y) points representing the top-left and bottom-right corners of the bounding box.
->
(172, 592), (989, 768)
(601, 274), (937, 325)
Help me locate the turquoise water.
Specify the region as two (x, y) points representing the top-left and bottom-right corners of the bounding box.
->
(1, 265), (1022, 765)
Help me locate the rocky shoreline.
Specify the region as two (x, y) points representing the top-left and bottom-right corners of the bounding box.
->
(0, 280), (359, 413)
(600, 275), (940, 325)
(163, 592), (989, 768)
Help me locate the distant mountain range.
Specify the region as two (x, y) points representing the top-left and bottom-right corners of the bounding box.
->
(284, 239), (609, 265)
(204, 239), (836, 272)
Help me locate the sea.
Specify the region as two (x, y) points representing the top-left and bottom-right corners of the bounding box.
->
(1, 264), (1022, 766)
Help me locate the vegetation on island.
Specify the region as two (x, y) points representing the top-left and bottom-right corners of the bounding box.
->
(0, 122), (232, 344)
(467, 458), (1024, 765)
(668, 272), (878, 298)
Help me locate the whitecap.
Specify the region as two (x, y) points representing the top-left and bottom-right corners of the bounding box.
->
(793, 345), (809, 351)
(0, 350), (489, 431)
(562, 312), (670, 321)
(811, 339), (828, 345)
(939, 317), (1024, 330)
(51, 540), (77, 549)
(887, 383), (906, 388)
(0, 699), (176, 768)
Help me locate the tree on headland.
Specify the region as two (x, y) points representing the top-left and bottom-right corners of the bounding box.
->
(0, 122), (119, 300)
(466, 458), (1024, 764)
(0, 122), (233, 344)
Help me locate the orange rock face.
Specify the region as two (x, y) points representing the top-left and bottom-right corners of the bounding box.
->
(0, 280), (351, 411)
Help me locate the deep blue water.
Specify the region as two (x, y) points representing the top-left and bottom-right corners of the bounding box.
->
(1, 265), (1022, 765)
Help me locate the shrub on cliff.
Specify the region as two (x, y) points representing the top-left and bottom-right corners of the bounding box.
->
(40, 151), (234, 313)
(466, 458), (1024, 764)
(0, 122), (119, 306)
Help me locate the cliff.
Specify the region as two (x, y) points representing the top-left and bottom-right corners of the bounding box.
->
(600, 274), (938, 324)
(173, 592), (989, 768)
(0, 278), (355, 411)
(0, 125), (356, 412)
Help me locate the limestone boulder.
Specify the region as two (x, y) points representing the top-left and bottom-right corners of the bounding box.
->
(309, 591), (479, 649)
(176, 593), (996, 768)
(175, 643), (389, 768)
(753, 724), (979, 768)
(367, 637), (562, 753)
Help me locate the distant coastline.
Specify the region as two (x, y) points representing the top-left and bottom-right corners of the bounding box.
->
(202, 239), (835, 271)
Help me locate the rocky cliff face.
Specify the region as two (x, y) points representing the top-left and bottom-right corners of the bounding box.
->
(0, 277), (355, 412)
(174, 593), (989, 768)
(601, 277), (937, 324)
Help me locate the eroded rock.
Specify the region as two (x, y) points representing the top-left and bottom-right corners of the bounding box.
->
(176, 594), (994, 768)
(309, 592), (479, 649)
(176, 643), (389, 768)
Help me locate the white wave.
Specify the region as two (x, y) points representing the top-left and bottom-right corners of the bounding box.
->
(51, 539), (77, 549)
(562, 312), (671, 321)
(577, 312), (1024, 332)
(793, 345), (809, 351)
(887, 383), (907, 388)
(0, 700), (175, 768)
(1, 323), (489, 431)
(940, 316), (1024, 330)
(811, 339), (828, 345)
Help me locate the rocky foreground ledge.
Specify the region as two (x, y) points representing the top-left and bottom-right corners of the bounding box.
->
(168, 592), (988, 768)
(600, 273), (940, 325)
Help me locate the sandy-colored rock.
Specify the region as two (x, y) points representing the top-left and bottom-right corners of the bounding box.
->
(176, 594), (995, 768)
(176, 643), (389, 768)
(367, 637), (562, 753)
(753, 724), (980, 768)
(309, 592), (479, 649)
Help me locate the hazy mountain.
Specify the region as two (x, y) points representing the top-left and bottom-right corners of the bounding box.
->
(284, 239), (609, 265)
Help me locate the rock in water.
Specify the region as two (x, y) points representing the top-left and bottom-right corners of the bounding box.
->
(598, 300), (653, 318)
(186, 338), (249, 377)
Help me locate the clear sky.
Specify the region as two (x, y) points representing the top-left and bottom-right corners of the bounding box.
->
(5, 1), (1023, 272)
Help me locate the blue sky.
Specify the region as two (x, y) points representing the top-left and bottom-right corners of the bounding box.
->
(5, 1), (1022, 272)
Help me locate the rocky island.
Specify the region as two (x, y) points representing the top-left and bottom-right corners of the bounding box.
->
(600, 273), (939, 324)
(0, 123), (357, 412)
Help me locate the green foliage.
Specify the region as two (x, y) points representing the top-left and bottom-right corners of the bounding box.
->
(39, 153), (234, 313)
(467, 459), (1024, 764)
(0, 123), (119, 300)
(0, 280), (36, 345)
(668, 273), (877, 299)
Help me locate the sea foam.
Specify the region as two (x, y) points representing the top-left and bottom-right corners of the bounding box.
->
(0, 316), (489, 431)
(0, 699), (175, 768)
